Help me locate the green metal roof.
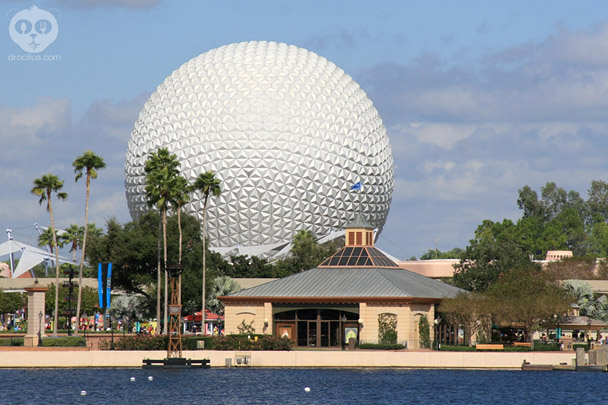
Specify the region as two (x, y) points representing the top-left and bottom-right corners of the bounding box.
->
(227, 267), (462, 299)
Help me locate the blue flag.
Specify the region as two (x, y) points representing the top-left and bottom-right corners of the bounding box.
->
(350, 181), (362, 191)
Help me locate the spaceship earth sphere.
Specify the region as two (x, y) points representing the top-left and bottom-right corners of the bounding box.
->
(125, 41), (394, 250)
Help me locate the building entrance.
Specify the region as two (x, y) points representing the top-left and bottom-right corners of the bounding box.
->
(274, 306), (359, 347)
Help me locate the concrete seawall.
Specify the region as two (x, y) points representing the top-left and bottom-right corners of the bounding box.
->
(0, 349), (575, 369)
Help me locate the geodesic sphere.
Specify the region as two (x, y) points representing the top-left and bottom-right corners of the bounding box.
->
(125, 41), (393, 249)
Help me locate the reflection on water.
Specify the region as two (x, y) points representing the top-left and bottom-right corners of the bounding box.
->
(1, 367), (604, 404)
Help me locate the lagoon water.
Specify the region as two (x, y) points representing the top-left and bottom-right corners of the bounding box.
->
(1, 367), (604, 404)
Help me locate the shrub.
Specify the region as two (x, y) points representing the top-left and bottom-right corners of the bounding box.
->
(183, 336), (215, 350)
(378, 313), (397, 345)
(359, 343), (405, 350)
(418, 315), (431, 348)
(532, 342), (561, 351)
(573, 343), (590, 351)
(437, 345), (477, 351)
(0, 337), (24, 346)
(212, 334), (292, 351)
(112, 335), (168, 350)
(41, 336), (86, 347)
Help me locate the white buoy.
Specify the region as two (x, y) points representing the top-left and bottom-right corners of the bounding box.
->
(130, 377), (136, 382)
(304, 387), (311, 393)
(148, 376), (153, 381)
(80, 390), (87, 396)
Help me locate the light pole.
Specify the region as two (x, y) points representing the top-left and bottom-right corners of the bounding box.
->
(82, 312), (88, 340)
(434, 317), (441, 351)
(109, 315), (115, 350)
(38, 311), (43, 347)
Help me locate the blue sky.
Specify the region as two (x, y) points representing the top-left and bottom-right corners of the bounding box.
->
(2, 0), (608, 260)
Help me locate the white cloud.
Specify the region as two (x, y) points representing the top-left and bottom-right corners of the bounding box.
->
(369, 21), (608, 257)
(0, 98), (70, 144)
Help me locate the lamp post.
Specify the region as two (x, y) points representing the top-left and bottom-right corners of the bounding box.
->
(38, 311), (43, 347)
(341, 314), (347, 350)
(434, 317), (441, 351)
(109, 315), (115, 350)
(82, 312), (87, 340)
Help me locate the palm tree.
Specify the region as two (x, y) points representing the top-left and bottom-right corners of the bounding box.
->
(38, 227), (64, 277)
(171, 175), (191, 304)
(208, 276), (240, 316)
(193, 170), (221, 334)
(61, 224), (84, 263)
(144, 148), (180, 334)
(37, 227), (64, 254)
(73, 150), (106, 335)
(31, 174), (68, 335)
(563, 280), (608, 321)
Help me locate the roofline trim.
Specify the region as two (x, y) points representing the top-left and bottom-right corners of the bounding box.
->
(219, 296), (443, 304)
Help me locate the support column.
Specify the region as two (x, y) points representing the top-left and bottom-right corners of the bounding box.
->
(24, 282), (48, 347)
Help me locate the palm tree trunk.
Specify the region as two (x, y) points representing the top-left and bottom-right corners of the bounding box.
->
(156, 213), (162, 335)
(48, 192), (61, 336)
(74, 174), (91, 336)
(162, 208), (168, 335)
(177, 208), (182, 305)
(201, 195), (208, 335)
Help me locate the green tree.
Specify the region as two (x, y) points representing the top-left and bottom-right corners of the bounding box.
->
(439, 291), (492, 346)
(587, 180), (608, 224)
(31, 174), (68, 335)
(487, 268), (573, 346)
(144, 148), (181, 334)
(544, 256), (603, 281)
(73, 150), (106, 334)
(517, 185), (545, 220)
(0, 291), (25, 315)
(273, 230), (342, 276)
(193, 170), (221, 335)
(419, 247), (463, 260)
(223, 255), (274, 278)
(45, 284), (98, 325)
(86, 212), (213, 317)
(453, 219), (536, 291)
(587, 222), (608, 257)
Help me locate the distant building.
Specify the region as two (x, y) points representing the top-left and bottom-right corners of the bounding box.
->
(545, 250), (573, 261)
(395, 259), (459, 279)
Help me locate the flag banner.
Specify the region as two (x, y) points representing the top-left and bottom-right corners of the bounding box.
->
(106, 263), (112, 309)
(350, 181), (362, 191)
(97, 263), (113, 309)
(97, 263), (103, 308)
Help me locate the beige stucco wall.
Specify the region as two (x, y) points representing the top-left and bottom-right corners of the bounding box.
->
(224, 303), (273, 335)
(0, 348), (575, 369)
(359, 303), (435, 349)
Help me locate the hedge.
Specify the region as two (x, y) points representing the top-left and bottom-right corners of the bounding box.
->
(41, 336), (86, 347)
(359, 343), (405, 350)
(438, 343), (562, 351)
(0, 337), (24, 346)
(109, 334), (292, 351)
